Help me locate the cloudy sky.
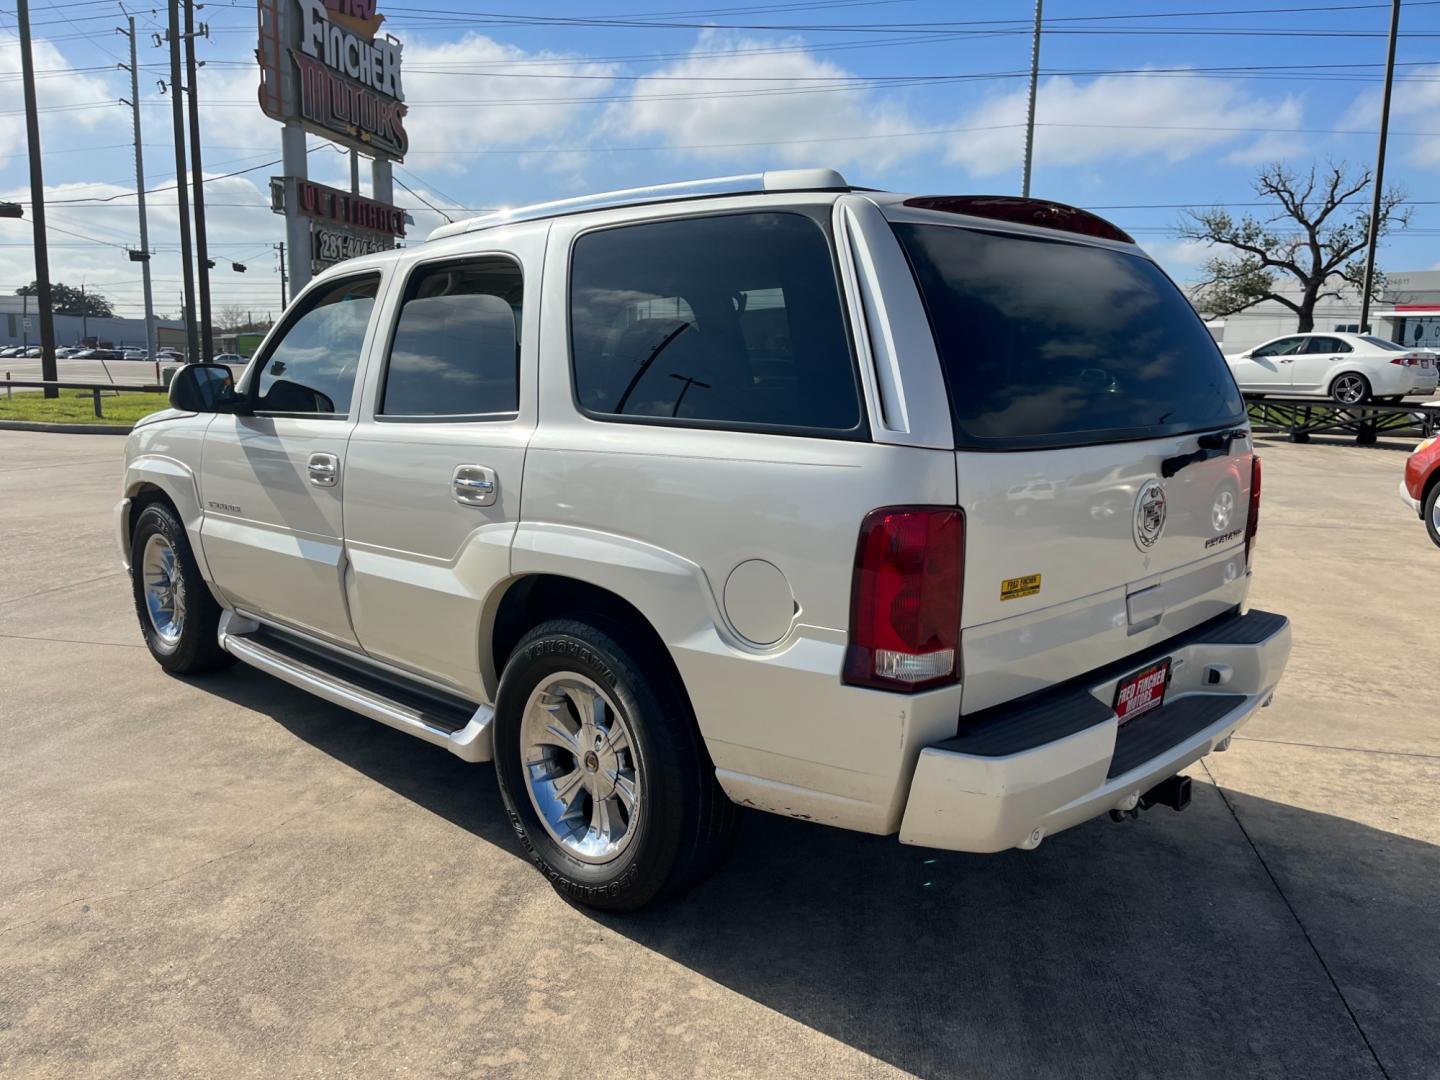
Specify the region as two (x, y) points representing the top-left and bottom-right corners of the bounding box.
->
(1, 0), (1438, 321)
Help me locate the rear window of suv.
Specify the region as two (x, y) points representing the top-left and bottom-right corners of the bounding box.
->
(893, 223), (1246, 450)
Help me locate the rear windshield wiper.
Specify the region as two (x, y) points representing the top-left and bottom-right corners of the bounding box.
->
(1161, 427), (1249, 478)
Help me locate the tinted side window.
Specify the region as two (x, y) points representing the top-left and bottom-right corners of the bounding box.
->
(1253, 337), (1302, 358)
(893, 224), (1245, 448)
(254, 275), (379, 415)
(381, 258), (522, 417)
(1304, 336), (1344, 354)
(569, 212), (861, 434)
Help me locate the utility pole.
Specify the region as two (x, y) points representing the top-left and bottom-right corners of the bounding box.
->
(276, 242), (288, 308)
(166, 0), (199, 362)
(349, 148), (360, 195)
(80, 281), (88, 342)
(1359, 0), (1401, 337)
(120, 16), (157, 363)
(16, 0), (58, 397)
(1021, 0), (1043, 198)
(184, 0), (212, 361)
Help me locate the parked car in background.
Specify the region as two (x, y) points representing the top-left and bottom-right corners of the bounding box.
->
(120, 172), (1291, 911)
(56, 347), (79, 358)
(22, 346), (41, 358)
(213, 353), (245, 365)
(122, 350), (149, 361)
(0, 346), (22, 358)
(1400, 434), (1440, 548)
(1226, 333), (1438, 404)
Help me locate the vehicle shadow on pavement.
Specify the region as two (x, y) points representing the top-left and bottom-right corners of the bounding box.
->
(216, 669), (1437, 1080)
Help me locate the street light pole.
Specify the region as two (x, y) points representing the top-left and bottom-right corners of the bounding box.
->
(1021, 0), (1044, 198)
(16, 0), (58, 397)
(1358, 0), (1401, 336)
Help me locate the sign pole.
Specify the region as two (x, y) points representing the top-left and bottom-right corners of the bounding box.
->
(281, 122), (312, 297)
(121, 17), (157, 363)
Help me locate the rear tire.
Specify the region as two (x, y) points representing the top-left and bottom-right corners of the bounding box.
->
(1330, 373), (1372, 405)
(1424, 484), (1440, 550)
(492, 618), (735, 912)
(129, 501), (233, 674)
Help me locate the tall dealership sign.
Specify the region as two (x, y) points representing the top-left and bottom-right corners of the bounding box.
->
(257, 0), (407, 292)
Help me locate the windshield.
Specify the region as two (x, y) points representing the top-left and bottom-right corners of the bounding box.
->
(1359, 335), (1404, 351)
(893, 223), (1246, 450)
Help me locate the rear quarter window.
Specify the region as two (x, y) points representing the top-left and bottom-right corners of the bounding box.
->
(893, 223), (1246, 450)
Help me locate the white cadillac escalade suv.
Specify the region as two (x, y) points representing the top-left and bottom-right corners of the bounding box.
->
(118, 170), (1291, 911)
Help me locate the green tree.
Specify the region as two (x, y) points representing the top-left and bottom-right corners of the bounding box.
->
(1179, 162), (1410, 333)
(15, 281), (114, 318)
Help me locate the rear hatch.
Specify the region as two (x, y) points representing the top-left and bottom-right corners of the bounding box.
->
(890, 209), (1256, 714)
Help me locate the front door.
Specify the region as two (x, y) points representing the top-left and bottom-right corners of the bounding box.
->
(199, 273), (384, 647)
(1238, 335), (1305, 390)
(341, 227), (545, 698)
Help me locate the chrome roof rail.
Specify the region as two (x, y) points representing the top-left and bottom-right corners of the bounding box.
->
(426, 168), (849, 242)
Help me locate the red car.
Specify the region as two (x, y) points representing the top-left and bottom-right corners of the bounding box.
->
(1400, 435), (1440, 548)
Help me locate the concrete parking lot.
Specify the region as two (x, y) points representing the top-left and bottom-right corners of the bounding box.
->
(1, 428), (1436, 1079)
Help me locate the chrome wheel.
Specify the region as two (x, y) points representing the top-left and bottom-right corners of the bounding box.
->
(1432, 494), (1440, 533)
(1333, 375), (1367, 404)
(520, 673), (640, 865)
(141, 533), (185, 646)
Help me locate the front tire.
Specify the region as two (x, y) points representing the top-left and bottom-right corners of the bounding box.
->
(492, 619), (735, 912)
(1424, 484), (1440, 550)
(1331, 373), (1372, 405)
(129, 501), (232, 674)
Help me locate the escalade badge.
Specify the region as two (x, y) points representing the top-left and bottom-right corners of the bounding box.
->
(1133, 480), (1167, 550)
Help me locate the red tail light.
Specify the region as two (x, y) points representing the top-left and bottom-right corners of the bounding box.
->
(843, 507), (963, 692)
(1390, 355), (1425, 366)
(1245, 455), (1262, 569)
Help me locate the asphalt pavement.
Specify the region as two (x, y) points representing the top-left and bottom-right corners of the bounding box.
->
(0, 429), (1436, 1079)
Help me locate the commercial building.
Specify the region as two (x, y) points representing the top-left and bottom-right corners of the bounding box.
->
(0, 296), (186, 353)
(1200, 269), (1440, 353)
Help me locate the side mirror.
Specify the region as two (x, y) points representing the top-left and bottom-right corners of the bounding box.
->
(168, 362), (247, 414)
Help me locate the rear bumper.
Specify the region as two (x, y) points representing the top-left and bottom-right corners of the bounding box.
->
(898, 609), (1291, 853)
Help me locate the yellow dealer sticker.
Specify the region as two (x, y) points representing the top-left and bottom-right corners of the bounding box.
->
(1000, 573), (1042, 601)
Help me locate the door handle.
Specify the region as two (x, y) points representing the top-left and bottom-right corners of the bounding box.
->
(307, 452), (340, 487)
(1279, 358), (1294, 364)
(452, 464), (498, 507)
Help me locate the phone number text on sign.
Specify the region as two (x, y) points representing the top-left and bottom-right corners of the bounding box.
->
(313, 227), (390, 270)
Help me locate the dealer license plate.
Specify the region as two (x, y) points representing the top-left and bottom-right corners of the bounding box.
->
(1113, 659), (1170, 725)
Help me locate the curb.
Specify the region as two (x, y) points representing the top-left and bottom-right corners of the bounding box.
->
(0, 420), (133, 435)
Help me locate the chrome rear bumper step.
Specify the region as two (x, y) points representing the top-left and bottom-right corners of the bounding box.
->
(217, 611), (494, 762)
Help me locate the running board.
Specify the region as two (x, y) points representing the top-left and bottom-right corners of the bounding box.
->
(217, 611), (493, 762)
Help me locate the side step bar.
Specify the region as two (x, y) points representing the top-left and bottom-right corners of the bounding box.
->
(217, 611), (494, 762)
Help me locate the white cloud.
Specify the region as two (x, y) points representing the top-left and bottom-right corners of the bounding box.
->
(0, 32), (115, 147)
(0, 176), (290, 324)
(945, 72), (1305, 177)
(1340, 65), (1440, 169)
(1144, 238), (1213, 283)
(599, 30), (924, 170)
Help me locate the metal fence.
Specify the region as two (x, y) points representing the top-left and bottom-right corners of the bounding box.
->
(0, 379), (167, 419)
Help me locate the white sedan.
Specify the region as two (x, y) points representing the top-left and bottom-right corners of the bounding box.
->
(1225, 332), (1438, 404)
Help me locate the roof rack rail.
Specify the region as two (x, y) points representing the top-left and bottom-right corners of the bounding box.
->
(427, 168), (850, 242)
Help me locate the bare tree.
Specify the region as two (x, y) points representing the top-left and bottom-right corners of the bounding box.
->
(1180, 162), (1410, 332)
(215, 305), (252, 332)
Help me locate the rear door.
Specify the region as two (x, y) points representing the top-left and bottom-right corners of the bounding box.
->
(887, 212), (1255, 713)
(341, 226), (544, 699)
(199, 272), (384, 648)
(1291, 335), (1350, 392)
